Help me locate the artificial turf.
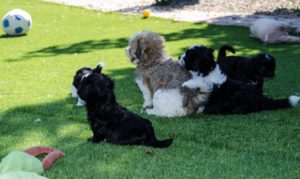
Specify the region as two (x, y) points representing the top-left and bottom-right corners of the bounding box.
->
(0, 0), (300, 178)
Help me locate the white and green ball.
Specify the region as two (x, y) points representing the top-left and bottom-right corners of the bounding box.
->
(2, 9), (32, 36)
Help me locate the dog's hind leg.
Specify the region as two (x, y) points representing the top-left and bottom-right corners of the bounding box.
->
(182, 77), (213, 93)
(277, 35), (300, 43)
(87, 133), (105, 143)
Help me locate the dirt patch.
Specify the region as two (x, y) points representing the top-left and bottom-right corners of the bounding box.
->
(42, 0), (300, 28)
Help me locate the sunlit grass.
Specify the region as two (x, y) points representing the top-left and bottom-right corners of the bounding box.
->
(0, 0), (300, 178)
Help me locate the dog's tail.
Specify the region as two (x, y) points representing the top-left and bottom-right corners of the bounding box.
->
(146, 138), (173, 148)
(93, 61), (105, 74)
(260, 95), (300, 111)
(217, 45), (236, 61)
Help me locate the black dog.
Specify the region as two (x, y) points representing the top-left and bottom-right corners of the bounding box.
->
(179, 45), (299, 115)
(72, 62), (104, 106)
(77, 68), (173, 148)
(217, 45), (276, 91)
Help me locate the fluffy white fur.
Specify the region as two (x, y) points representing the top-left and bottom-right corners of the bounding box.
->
(250, 18), (300, 43)
(183, 65), (226, 89)
(202, 65), (227, 85)
(182, 75), (213, 92)
(71, 84), (78, 98)
(289, 96), (300, 107)
(146, 89), (187, 117)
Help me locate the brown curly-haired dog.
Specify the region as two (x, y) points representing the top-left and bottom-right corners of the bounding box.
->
(125, 30), (211, 117)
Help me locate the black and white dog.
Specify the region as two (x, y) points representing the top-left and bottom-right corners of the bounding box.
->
(178, 45), (299, 115)
(217, 45), (276, 91)
(72, 62), (104, 106)
(77, 67), (173, 148)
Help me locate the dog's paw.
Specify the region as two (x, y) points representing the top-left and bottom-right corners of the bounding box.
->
(146, 108), (157, 115)
(182, 80), (195, 89)
(182, 78), (213, 92)
(76, 97), (86, 107)
(87, 137), (95, 143)
(87, 136), (103, 143)
(143, 101), (153, 109)
(196, 106), (205, 113)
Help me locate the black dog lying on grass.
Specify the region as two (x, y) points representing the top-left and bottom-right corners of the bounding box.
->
(179, 45), (299, 115)
(217, 45), (276, 91)
(77, 66), (173, 148)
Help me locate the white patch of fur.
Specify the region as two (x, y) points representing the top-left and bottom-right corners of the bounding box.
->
(250, 18), (300, 43)
(197, 106), (205, 113)
(289, 96), (300, 107)
(146, 89), (187, 117)
(82, 73), (90, 79)
(132, 59), (139, 64)
(181, 65), (226, 113)
(98, 61), (105, 67)
(178, 54), (185, 66)
(182, 76), (213, 93)
(125, 47), (140, 64)
(204, 65), (227, 85)
(265, 54), (271, 60)
(135, 78), (153, 108)
(191, 71), (200, 78)
(185, 65), (226, 88)
(71, 85), (78, 98)
(76, 97), (86, 107)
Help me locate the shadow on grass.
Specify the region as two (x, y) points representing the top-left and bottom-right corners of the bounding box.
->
(5, 23), (300, 63)
(5, 37), (128, 62)
(27, 38), (128, 57)
(0, 34), (27, 38)
(4, 25), (245, 63)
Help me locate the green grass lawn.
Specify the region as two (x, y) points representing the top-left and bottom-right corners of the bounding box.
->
(1, 0), (300, 178)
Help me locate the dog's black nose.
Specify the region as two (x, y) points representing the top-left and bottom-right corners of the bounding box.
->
(178, 55), (181, 60)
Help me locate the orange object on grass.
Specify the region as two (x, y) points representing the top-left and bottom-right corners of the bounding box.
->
(25, 146), (64, 170)
(143, 9), (151, 18)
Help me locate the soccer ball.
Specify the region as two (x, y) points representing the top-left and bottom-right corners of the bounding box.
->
(2, 9), (32, 36)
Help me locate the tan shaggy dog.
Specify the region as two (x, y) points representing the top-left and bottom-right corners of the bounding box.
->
(250, 18), (300, 44)
(125, 30), (212, 117)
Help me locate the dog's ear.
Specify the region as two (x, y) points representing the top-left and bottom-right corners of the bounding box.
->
(77, 80), (91, 101)
(136, 39), (147, 59)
